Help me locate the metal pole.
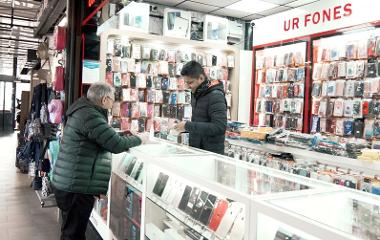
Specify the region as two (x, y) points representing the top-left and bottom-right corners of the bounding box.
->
(2, 82), (5, 131)
(65, 0), (83, 109)
(12, 57), (17, 130)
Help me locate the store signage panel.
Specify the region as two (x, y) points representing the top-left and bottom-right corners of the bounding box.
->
(252, 0), (380, 46)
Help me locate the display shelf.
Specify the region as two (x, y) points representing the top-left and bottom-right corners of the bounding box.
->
(90, 210), (110, 240)
(113, 169), (143, 193)
(146, 193), (221, 240)
(98, 28), (240, 120)
(227, 139), (380, 177)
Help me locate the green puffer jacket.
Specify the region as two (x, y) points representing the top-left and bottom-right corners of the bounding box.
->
(51, 97), (141, 195)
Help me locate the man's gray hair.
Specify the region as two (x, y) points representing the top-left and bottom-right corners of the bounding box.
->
(87, 82), (115, 105)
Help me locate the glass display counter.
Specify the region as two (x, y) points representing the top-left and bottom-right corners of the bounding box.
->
(93, 139), (380, 240)
(109, 140), (211, 240)
(142, 147), (330, 240)
(254, 189), (380, 240)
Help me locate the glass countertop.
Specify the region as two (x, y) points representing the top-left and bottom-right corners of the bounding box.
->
(267, 191), (380, 240)
(153, 154), (328, 197)
(130, 141), (203, 156)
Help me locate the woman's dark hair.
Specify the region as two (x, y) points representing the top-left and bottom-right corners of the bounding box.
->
(181, 60), (206, 78)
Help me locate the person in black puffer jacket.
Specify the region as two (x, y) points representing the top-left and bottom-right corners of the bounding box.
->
(51, 82), (148, 240)
(174, 61), (227, 154)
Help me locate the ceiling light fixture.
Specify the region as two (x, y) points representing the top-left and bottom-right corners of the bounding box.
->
(227, 0), (278, 14)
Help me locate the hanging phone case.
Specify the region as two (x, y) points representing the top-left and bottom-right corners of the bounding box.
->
(321, 81), (328, 97)
(310, 116), (320, 133)
(368, 37), (376, 57)
(343, 120), (354, 136)
(364, 119), (375, 139)
(354, 81), (364, 97)
(353, 99), (362, 118)
(344, 100), (353, 117)
(354, 119), (364, 138)
(344, 80), (355, 97)
(338, 61), (347, 78)
(333, 99), (344, 117)
(131, 43), (141, 59)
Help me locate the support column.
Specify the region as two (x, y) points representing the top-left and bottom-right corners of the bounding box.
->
(65, 0), (84, 108)
(12, 57), (17, 130)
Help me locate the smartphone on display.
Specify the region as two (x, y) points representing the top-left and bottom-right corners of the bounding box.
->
(227, 208), (245, 240)
(191, 191), (209, 220)
(208, 199), (229, 231)
(199, 194), (217, 225)
(178, 185), (193, 212)
(215, 202), (243, 238)
(185, 187), (201, 215)
(152, 173), (169, 197)
(125, 157), (137, 176)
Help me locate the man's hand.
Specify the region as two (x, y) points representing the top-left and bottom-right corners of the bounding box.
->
(174, 121), (187, 132)
(136, 132), (150, 144)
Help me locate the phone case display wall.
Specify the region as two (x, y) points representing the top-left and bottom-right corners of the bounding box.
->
(311, 29), (380, 144)
(254, 42), (307, 131)
(101, 31), (235, 136)
(256, 190), (380, 240)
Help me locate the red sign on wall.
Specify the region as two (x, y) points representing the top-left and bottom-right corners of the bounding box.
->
(284, 3), (352, 32)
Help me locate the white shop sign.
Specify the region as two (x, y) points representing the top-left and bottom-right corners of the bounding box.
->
(252, 0), (380, 46)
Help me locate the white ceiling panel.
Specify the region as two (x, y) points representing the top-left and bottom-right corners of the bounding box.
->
(258, 5), (290, 15)
(212, 8), (250, 18)
(242, 13), (265, 20)
(177, 1), (219, 13)
(144, 0), (185, 7)
(191, 0), (240, 8)
(286, 0), (319, 7)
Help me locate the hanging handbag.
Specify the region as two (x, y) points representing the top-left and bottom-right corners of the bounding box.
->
(54, 26), (66, 51)
(41, 176), (52, 198)
(55, 65), (64, 91)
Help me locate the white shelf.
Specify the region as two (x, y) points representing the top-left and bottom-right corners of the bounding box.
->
(90, 210), (109, 240)
(100, 28), (238, 53)
(227, 139), (380, 177)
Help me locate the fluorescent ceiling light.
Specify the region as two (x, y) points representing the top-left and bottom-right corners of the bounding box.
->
(227, 0), (278, 14)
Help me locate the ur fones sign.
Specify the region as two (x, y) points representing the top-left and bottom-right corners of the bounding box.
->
(252, 0), (380, 46)
(283, 3), (352, 32)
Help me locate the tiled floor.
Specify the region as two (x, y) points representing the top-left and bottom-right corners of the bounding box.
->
(0, 132), (60, 240)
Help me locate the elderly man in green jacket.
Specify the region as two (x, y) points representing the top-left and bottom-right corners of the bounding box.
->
(51, 82), (147, 240)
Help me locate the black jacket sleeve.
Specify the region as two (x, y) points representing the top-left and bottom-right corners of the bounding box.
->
(185, 91), (227, 136)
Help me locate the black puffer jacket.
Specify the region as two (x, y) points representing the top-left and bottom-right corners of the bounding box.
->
(51, 97), (141, 195)
(185, 81), (227, 154)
